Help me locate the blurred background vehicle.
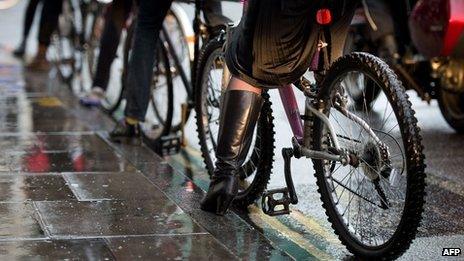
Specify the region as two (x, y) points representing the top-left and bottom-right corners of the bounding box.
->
(345, 0), (464, 133)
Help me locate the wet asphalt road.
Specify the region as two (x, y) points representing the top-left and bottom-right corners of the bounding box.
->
(1, 1), (464, 260)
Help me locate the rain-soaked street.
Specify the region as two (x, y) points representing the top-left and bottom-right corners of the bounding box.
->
(1, 1), (464, 260)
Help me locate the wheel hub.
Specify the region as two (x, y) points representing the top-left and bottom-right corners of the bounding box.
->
(361, 142), (381, 180)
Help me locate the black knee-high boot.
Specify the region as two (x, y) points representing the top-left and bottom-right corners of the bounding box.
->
(200, 90), (263, 215)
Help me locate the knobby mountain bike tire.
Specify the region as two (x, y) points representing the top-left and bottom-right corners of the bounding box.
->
(312, 52), (426, 259)
(344, 26), (382, 110)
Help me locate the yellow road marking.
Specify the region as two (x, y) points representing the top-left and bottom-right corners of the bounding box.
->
(37, 97), (63, 107)
(290, 209), (339, 244)
(249, 206), (336, 261)
(182, 145), (342, 257)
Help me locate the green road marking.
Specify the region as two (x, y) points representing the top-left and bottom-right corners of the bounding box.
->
(167, 145), (346, 260)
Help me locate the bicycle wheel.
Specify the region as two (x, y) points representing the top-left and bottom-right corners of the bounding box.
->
(49, 0), (78, 85)
(103, 20), (134, 114)
(74, 2), (107, 95)
(84, 2), (106, 80)
(195, 38), (275, 208)
(437, 87), (464, 133)
(312, 52), (426, 259)
(343, 26), (381, 110)
(140, 43), (174, 143)
(163, 10), (191, 132)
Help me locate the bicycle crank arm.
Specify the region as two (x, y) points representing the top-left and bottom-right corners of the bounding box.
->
(261, 148), (299, 216)
(283, 148), (298, 204)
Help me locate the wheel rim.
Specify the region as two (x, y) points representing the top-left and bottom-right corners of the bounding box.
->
(101, 29), (125, 111)
(164, 12), (190, 129)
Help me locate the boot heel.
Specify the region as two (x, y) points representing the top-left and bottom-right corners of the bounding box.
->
(215, 194), (235, 216)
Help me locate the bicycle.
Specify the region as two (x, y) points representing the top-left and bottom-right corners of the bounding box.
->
(112, 0), (242, 153)
(48, 0), (108, 93)
(195, 3), (426, 260)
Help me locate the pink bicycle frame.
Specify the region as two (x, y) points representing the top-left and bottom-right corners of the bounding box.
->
(278, 50), (320, 144)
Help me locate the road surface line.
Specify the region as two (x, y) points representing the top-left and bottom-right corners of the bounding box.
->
(248, 206), (336, 261)
(289, 209), (340, 244)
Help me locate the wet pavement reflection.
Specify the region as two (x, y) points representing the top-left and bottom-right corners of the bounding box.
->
(0, 134), (135, 173)
(0, 202), (45, 239)
(0, 239), (114, 260)
(2, 3), (464, 256)
(106, 235), (236, 260)
(0, 46), (285, 259)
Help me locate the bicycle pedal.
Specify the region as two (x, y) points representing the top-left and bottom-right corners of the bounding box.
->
(155, 134), (181, 156)
(261, 188), (291, 216)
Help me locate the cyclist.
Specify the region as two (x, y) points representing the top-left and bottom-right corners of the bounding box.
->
(108, 0), (355, 216)
(201, 0), (357, 215)
(13, 0), (41, 57)
(21, 0), (63, 70)
(109, 0), (229, 141)
(80, 0), (133, 107)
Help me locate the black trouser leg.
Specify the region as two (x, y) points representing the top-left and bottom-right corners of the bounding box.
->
(23, 0), (41, 41)
(14, 0), (41, 56)
(92, 0), (132, 90)
(38, 0), (63, 47)
(124, 0), (173, 121)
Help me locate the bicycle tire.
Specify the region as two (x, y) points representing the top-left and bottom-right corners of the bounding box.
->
(102, 19), (134, 114)
(141, 42), (174, 143)
(344, 26), (382, 110)
(437, 88), (464, 133)
(162, 10), (192, 133)
(195, 38), (275, 208)
(312, 52), (426, 259)
(52, 0), (78, 86)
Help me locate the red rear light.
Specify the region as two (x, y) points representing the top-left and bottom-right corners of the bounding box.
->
(316, 9), (332, 25)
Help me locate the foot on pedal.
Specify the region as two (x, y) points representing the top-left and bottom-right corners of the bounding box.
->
(261, 188), (291, 216)
(155, 135), (181, 156)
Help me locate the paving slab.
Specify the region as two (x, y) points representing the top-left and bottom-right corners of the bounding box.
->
(106, 235), (238, 260)
(0, 174), (76, 202)
(0, 239), (114, 260)
(0, 202), (45, 239)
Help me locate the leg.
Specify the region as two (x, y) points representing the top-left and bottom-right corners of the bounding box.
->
(23, 0), (41, 41)
(123, 0), (172, 122)
(92, 0), (132, 90)
(329, 0), (357, 61)
(81, 0), (132, 106)
(110, 0), (173, 143)
(201, 77), (263, 215)
(14, 0), (41, 57)
(28, 0), (63, 70)
(37, 0), (63, 49)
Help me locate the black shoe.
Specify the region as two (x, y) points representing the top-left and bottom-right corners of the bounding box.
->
(13, 42), (26, 58)
(200, 90), (263, 215)
(109, 120), (142, 145)
(201, 175), (238, 216)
